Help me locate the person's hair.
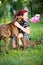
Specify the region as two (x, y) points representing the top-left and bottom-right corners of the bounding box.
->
(16, 9), (27, 16)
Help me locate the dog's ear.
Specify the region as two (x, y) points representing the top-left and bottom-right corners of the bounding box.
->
(16, 16), (23, 19)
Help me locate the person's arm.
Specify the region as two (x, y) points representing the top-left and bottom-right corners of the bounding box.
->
(14, 22), (30, 34)
(19, 26), (30, 34)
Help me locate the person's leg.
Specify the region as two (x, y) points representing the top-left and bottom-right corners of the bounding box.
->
(12, 36), (16, 49)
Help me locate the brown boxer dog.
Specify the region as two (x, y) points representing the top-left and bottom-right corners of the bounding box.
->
(0, 16), (42, 54)
(0, 16), (23, 54)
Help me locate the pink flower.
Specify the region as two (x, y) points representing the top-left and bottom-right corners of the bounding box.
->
(30, 14), (40, 23)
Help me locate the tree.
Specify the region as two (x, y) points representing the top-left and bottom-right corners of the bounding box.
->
(32, 0), (43, 13)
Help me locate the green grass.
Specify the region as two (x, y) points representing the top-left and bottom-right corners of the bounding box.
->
(0, 20), (43, 65)
(30, 22), (43, 40)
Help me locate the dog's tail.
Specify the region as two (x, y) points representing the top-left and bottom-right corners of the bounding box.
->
(36, 37), (42, 44)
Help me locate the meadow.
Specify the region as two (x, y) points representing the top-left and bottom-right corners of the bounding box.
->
(0, 19), (43, 65)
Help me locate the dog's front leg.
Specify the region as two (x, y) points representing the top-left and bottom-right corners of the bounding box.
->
(16, 37), (19, 50)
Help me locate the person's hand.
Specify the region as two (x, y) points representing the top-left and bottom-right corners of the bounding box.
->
(18, 33), (23, 38)
(14, 22), (21, 28)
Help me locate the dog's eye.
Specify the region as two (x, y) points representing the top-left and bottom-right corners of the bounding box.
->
(17, 18), (18, 19)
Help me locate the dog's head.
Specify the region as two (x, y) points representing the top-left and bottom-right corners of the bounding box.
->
(13, 16), (26, 26)
(12, 15), (23, 24)
(16, 16), (23, 22)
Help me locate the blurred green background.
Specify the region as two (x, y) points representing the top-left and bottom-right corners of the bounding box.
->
(0, 0), (43, 65)
(0, 0), (43, 24)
